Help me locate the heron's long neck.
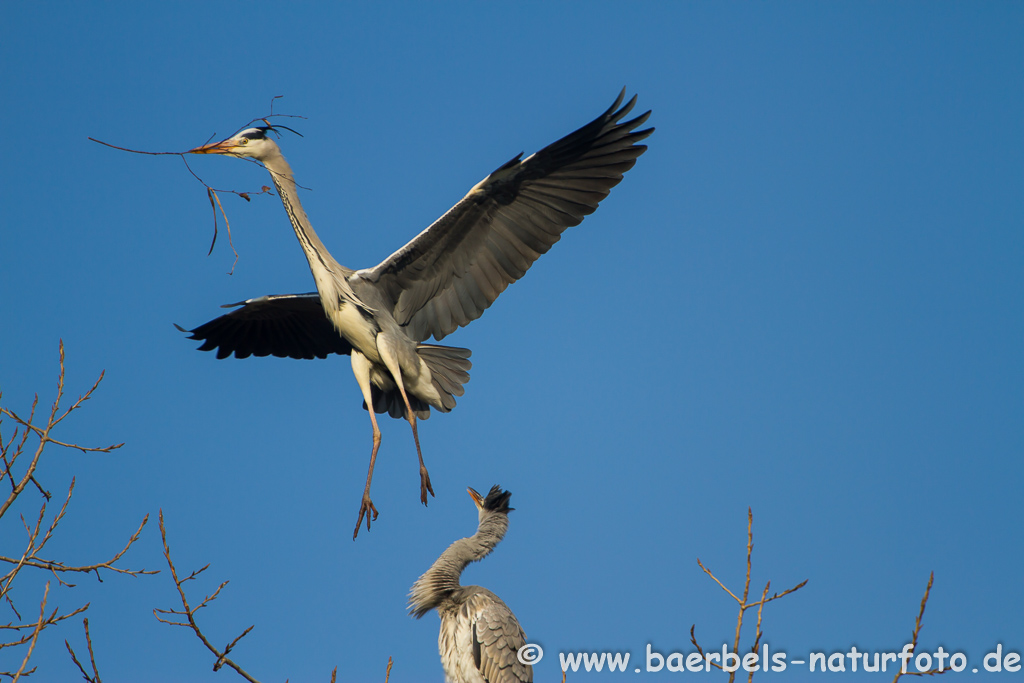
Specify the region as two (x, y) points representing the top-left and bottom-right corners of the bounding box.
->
(262, 153), (352, 279)
(409, 514), (508, 618)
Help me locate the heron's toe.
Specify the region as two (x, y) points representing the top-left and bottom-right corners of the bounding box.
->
(419, 469), (434, 505)
(352, 497), (379, 540)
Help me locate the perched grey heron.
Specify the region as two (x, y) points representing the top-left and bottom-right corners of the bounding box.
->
(409, 485), (530, 683)
(183, 90), (652, 538)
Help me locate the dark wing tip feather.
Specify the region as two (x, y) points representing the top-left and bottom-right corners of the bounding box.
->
(605, 87), (628, 116)
(520, 90), (652, 174)
(497, 153), (525, 172)
(179, 294), (352, 360)
(370, 89), (652, 343)
(482, 485), (513, 513)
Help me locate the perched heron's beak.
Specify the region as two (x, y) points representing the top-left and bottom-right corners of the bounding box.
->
(187, 138), (238, 155)
(467, 487), (484, 508)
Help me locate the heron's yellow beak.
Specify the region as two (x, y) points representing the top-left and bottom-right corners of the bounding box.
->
(467, 487), (484, 508)
(187, 138), (238, 155)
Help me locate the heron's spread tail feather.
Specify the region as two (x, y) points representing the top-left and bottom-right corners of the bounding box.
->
(418, 344), (472, 409)
(369, 389), (432, 420)
(367, 344), (472, 419)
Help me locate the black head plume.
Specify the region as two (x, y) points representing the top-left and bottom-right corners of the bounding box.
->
(481, 485), (513, 514)
(239, 127), (270, 140)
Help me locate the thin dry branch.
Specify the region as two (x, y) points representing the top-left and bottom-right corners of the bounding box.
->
(696, 558), (742, 605)
(9, 583), (48, 682)
(691, 508), (807, 682)
(892, 572), (947, 680)
(0, 343), (152, 678)
(746, 581), (771, 683)
(89, 101), (304, 267)
(205, 188), (240, 274)
(0, 343), (121, 518)
(154, 510), (261, 683)
(65, 617), (102, 683)
(1, 347), (152, 590)
(0, 513), (154, 583)
(154, 509), (349, 682)
(0, 603), (89, 651)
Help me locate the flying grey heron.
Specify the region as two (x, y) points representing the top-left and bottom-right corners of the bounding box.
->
(409, 485), (530, 683)
(182, 90), (652, 538)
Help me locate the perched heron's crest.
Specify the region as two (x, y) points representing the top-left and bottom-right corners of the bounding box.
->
(480, 485), (513, 514)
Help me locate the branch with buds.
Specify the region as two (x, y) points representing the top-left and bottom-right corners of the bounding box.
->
(689, 508), (807, 683)
(0, 342), (153, 681)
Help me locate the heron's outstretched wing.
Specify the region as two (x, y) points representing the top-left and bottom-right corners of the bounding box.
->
(177, 293), (352, 359)
(360, 89), (653, 342)
(463, 590), (532, 683)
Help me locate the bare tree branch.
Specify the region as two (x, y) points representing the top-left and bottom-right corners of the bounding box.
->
(1, 343), (153, 678)
(691, 508), (807, 682)
(65, 617), (102, 683)
(892, 572), (948, 680)
(154, 510), (261, 683)
(0, 603), (89, 649)
(10, 583), (48, 682)
(0, 513), (155, 582)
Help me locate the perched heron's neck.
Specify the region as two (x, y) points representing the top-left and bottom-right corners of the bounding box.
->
(409, 514), (508, 618)
(261, 153), (352, 279)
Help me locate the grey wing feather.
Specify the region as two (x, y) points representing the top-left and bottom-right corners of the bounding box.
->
(361, 89), (653, 342)
(178, 293), (353, 359)
(464, 591), (532, 683)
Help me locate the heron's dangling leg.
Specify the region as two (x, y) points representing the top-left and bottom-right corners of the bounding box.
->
(377, 344), (434, 506)
(351, 351), (380, 540)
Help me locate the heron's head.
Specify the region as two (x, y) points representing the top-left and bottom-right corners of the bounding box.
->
(468, 485), (513, 521)
(188, 127), (280, 161)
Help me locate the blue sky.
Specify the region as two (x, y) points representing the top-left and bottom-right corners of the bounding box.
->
(1, 2), (1021, 681)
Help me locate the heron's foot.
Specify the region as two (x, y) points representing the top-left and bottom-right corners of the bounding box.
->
(419, 466), (435, 506)
(352, 495), (379, 540)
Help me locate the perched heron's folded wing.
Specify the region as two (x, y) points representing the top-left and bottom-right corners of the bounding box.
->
(177, 293), (352, 360)
(464, 590), (532, 683)
(360, 89), (653, 342)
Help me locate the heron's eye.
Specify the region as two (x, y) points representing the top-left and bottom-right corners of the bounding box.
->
(238, 138), (249, 145)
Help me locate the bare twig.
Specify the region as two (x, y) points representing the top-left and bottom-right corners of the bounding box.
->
(10, 583), (48, 682)
(1, 343), (151, 678)
(89, 104), (305, 266)
(696, 558), (742, 604)
(207, 188), (240, 274)
(0, 513), (154, 583)
(691, 509), (807, 682)
(85, 138), (183, 155)
(65, 617), (102, 683)
(689, 624), (725, 672)
(738, 580), (773, 683)
(154, 510), (261, 683)
(892, 572), (947, 680)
